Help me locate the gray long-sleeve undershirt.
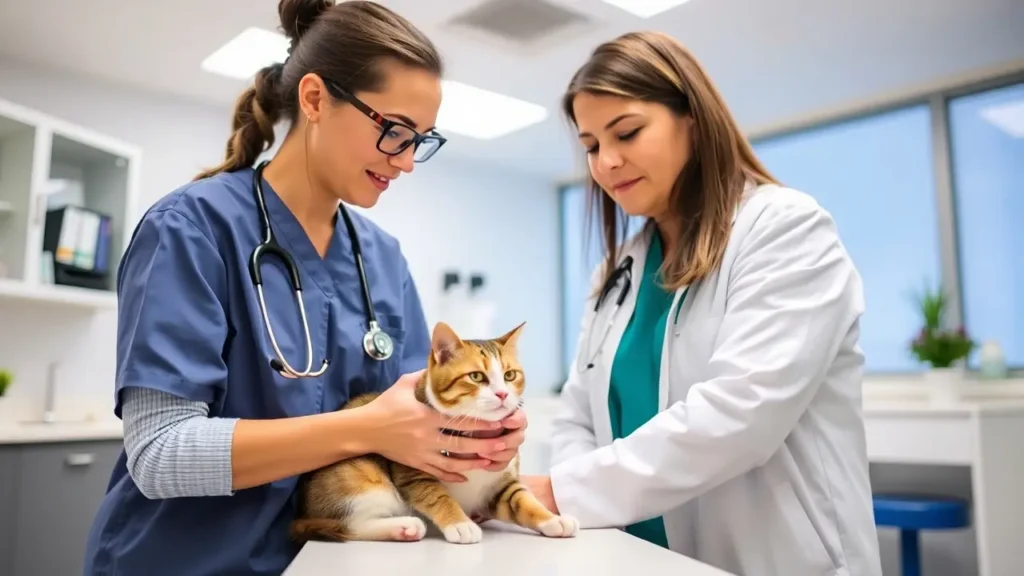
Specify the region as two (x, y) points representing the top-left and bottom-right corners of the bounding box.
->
(120, 386), (237, 499)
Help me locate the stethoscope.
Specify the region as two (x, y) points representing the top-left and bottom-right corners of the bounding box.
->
(578, 255), (634, 373)
(577, 252), (690, 373)
(250, 160), (394, 378)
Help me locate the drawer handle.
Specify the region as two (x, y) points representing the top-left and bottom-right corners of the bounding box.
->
(65, 453), (95, 467)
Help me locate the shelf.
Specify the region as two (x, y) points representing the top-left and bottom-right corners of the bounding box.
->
(0, 97), (140, 300)
(0, 278), (116, 310)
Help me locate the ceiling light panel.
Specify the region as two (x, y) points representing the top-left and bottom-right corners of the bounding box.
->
(599, 0), (693, 18)
(979, 100), (1024, 139)
(436, 81), (548, 140)
(201, 29), (547, 139)
(201, 27), (289, 80)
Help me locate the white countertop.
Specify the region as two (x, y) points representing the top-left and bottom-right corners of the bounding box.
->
(0, 419), (123, 444)
(284, 521), (735, 576)
(0, 378), (1019, 444)
(863, 398), (1024, 416)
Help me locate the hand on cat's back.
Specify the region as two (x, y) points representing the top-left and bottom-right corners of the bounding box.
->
(481, 409), (528, 472)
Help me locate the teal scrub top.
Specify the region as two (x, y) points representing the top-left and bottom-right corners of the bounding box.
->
(608, 232), (682, 549)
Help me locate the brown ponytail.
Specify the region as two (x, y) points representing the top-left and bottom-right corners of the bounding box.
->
(194, 0), (441, 181)
(194, 64), (283, 180)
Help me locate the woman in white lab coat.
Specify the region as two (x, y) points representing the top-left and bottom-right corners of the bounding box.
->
(520, 32), (884, 576)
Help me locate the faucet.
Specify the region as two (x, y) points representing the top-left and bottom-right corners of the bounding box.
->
(42, 361), (58, 423)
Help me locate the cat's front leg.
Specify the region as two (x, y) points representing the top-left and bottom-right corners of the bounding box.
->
(488, 476), (579, 538)
(393, 467), (481, 544)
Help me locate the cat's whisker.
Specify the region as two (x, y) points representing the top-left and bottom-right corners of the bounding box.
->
(438, 412), (476, 450)
(456, 409), (484, 431)
(442, 411), (471, 431)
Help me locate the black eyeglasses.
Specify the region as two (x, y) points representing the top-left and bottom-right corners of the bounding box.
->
(322, 78), (446, 163)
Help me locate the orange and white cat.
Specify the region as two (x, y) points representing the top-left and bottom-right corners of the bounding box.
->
(290, 321), (579, 544)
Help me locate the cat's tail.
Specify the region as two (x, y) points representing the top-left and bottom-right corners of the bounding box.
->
(290, 518), (353, 542)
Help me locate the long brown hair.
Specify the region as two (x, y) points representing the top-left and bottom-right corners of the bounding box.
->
(562, 31), (777, 292)
(195, 0), (442, 180)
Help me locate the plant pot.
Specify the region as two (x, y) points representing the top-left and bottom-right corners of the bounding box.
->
(922, 367), (965, 403)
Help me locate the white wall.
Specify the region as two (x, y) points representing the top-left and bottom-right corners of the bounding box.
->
(362, 157), (562, 395)
(0, 57), (562, 422)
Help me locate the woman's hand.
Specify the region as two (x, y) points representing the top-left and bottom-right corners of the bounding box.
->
(358, 370), (511, 482)
(520, 475), (559, 514)
(481, 409), (528, 471)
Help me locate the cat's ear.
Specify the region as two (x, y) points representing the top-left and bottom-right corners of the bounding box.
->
(431, 322), (463, 364)
(495, 321), (526, 350)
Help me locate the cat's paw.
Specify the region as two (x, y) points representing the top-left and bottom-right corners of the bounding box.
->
(387, 516), (427, 541)
(442, 520), (483, 544)
(537, 515), (579, 538)
(349, 516), (426, 542)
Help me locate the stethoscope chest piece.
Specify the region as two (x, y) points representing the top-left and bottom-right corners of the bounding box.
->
(250, 160), (394, 377)
(363, 321), (394, 360)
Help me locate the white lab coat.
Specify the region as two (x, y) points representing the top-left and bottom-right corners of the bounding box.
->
(549, 183), (883, 576)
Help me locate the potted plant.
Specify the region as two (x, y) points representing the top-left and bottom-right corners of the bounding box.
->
(909, 284), (975, 401)
(0, 368), (12, 399)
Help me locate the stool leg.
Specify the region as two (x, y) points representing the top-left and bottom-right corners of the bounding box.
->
(899, 528), (920, 576)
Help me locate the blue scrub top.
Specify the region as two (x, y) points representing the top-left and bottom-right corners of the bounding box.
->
(82, 167), (431, 575)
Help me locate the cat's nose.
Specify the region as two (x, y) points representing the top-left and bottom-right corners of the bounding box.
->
(494, 390), (508, 401)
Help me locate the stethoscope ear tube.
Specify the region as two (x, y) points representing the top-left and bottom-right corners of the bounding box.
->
(249, 241), (302, 290)
(578, 254), (693, 374)
(581, 255), (634, 372)
(338, 202), (395, 361)
(250, 160), (393, 377)
(594, 255), (633, 312)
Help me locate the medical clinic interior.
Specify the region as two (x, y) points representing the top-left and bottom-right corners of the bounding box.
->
(0, 0), (1023, 574)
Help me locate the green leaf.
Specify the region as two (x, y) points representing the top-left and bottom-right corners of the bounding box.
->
(0, 369), (12, 397)
(907, 280), (975, 368)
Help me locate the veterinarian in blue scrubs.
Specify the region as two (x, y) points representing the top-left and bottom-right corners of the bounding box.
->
(82, 2), (524, 575)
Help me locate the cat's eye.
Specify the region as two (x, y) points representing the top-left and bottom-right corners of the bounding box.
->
(504, 370), (518, 382)
(468, 371), (486, 383)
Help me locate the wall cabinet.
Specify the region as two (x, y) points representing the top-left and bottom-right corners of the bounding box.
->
(0, 97), (141, 310)
(0, 439), (123, 576)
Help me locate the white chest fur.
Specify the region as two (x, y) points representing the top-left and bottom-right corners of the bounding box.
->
(441, 465), (513, 514)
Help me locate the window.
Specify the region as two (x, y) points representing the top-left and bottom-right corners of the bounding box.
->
(559, 184), (599, 372)
(948, 82), (1024, 368)
(559, 184), (643, 374)
(752, 105), (942, 372)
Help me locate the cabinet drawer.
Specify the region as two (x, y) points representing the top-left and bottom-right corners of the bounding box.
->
(14, 440), (123, 576)
(0, 446), (20, 576)
(865, 413), (974, 465)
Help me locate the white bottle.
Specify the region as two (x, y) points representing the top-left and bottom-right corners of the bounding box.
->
(978, 340), (1007, 380)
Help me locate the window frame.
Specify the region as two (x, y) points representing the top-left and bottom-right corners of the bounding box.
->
(556, 66), (1024, 380)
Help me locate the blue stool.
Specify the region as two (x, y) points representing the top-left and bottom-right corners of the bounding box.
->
(873, 494), (969, 576)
